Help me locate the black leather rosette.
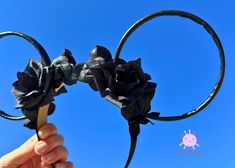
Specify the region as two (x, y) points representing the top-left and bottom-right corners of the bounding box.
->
(12, 49), (76, 129)
(76, 45), (159, 124)
(91, 54), (159, 124)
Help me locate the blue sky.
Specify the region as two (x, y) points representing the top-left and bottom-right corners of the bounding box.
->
(0, 1), (235, 168)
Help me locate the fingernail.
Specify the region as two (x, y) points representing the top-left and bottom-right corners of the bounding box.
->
(35, 141), (48, 154)
(42, 151), (56, 162)
(39, 129), (50, 139)
(56, 163), (66, 168)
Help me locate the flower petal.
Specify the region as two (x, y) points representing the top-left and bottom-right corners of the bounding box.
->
(89, 45), (112, 62)
(90, 67), (109, 97)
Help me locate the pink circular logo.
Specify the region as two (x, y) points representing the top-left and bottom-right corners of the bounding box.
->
(179, 129), (199, 150)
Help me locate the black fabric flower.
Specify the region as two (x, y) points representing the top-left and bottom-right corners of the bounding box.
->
(75, 46), (159, 124)
(91, 57), (159, 124)
(12, 49), (76, 129)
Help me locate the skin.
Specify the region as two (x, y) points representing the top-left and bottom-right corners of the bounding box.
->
(0, 123), (74, 168)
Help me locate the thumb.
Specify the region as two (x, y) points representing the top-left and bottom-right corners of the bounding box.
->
(0, 135), (38, 166)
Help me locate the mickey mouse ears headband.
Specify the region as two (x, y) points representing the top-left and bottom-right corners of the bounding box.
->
(0, 10), (225, 168)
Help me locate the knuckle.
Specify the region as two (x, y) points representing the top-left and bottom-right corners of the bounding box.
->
(54, 146), (68, 160)
(38, 123), (57, 139)
(47, 123), (58, 133)
(47, 134), (64, 147)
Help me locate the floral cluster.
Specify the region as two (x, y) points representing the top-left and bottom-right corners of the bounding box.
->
(78, 46), (159, 124)
(12, 49), (76, 129)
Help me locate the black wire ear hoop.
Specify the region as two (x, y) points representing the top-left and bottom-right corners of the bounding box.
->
(0, 31), (51, 122)
(114, 10), (225, 122)
(0, 31), (51, 66)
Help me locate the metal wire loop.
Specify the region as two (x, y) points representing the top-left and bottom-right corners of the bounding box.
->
(114, 10), (225, 121)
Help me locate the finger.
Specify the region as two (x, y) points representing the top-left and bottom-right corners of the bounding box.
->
(34, 134), (64, 155)
(38, 123), (57, 140)
(41, 146), (68, 164)
(55, 161), (74, 168)
(0, 135), (37, 165)
(20, 134), (37, 148)
(20, 123), (57, 148)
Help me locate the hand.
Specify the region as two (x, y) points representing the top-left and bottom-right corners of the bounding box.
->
(0, 123), (74, 168)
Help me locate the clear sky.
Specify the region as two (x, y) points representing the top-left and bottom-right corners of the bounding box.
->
(0, 1), (234, 168)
